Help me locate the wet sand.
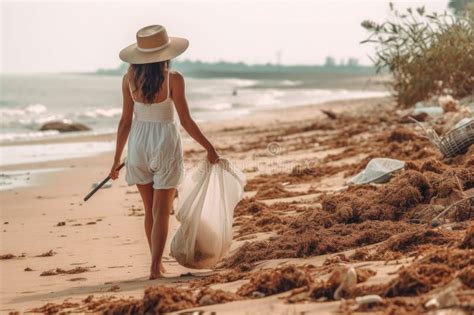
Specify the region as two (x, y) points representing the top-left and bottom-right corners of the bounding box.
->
(1, 96), (472, 314)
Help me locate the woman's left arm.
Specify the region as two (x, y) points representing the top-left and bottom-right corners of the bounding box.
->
(109, 73), (134, 179)
(171, 71), (219, 164)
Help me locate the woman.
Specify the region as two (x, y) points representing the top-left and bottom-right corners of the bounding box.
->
(109, 25), (219, 279)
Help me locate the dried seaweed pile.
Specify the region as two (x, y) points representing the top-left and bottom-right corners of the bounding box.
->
(237, 265), (313, 297)
(285, 225), (474, 314)
(30, 286), (242, 314)
(233, 200), (304, 237)
(225, 103), (473, 270)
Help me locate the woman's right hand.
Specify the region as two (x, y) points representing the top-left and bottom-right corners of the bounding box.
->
(207, 147), (220, 164)
(109, 160), (121, 180)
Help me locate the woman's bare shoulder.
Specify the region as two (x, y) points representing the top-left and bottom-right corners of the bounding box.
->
(170, 71), (185, 88)
(170, 70), (184, 80)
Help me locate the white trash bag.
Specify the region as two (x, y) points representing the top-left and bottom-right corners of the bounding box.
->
(350, 158), (405, 185)
(170, 158), (246, 269)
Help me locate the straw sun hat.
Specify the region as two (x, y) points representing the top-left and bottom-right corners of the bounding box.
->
(119, 25), (189, 64)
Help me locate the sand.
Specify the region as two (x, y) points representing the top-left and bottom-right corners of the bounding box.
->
(1, 96), (473, 314)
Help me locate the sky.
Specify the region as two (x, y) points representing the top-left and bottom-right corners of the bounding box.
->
(1, 0), (448, 74)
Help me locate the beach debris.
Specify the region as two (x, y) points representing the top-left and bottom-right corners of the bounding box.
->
(0, 254), (16, 260)
(349, 158), (405, 185)
(243, 166), (259, 173)
(399, 112), (429, 123)
(36, 249), (56, 257)
(413, 102), (444, 116)
(334, 267), (357, 300)
(40, 266), (92, 276)
(412, 117), (474, 158)
(29, 302), (81, 314)
(56, 221), (66, 226)
(39, 121), (91, 132)
(356, 268), (377, 283)
(33, 286), (241, 314)
(309, 266), (357, 301)
(24, 267), (33, 271)
(439, 95), (460, 113)
(108, 285), (121, 292)
(237, 265), (313, 297)
(135, 286), (195, 313)
(290, 164), (317, 177)
(354, 294), (383, 308)
(425, 287), (460, 309)
(321, 109), (338, 120)
(196, 288), (241, 306)
(250, 291), (266, 298)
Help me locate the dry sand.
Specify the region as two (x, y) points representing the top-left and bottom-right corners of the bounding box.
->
(1, 97), (472, 314)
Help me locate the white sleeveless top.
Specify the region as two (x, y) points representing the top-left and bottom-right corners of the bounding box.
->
(125, 72), (184, 190)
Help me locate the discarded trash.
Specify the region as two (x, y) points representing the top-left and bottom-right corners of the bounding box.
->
(413, 105), (443, 116)
(350, 158), (405, 185)
(425, 285), (460, 309)
(436, 118), (474, 158)
(438, 95), (459, 112)
(91, 182), (112, 189)
(333, 266), (357, 300)
(411, 117), (474, 158)
(171, 158), (246, 269)
(355, 294), (383, 306)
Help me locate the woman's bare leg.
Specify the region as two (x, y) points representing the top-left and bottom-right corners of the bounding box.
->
(149, 188), (176, 279)
(136, 183), (154, 252)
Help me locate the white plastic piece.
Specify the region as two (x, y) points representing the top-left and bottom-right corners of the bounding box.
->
(350, 158), (405, 185)
(334, 267), (357, 300)
(355, 294), (383, 305)
(413, 106), (444, 116)
(170, 158), (246, 269)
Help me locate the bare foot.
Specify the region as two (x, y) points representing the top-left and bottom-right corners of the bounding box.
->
(149, 261), (166, 280)
(160, 262), (166, 274)
(149, 272), (163, 280)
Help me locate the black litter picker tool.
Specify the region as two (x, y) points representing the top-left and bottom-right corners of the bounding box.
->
(83, 160), (126, 202)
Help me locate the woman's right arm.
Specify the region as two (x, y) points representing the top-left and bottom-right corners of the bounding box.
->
(110, 73), (134, 179)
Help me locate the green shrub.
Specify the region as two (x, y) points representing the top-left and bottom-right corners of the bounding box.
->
(361, 3), (474, 107)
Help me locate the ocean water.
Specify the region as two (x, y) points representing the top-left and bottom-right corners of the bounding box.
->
(0, 73), (388, 143)
(0, 73), (387, 190)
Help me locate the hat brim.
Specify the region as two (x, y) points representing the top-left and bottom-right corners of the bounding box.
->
(119, 37), (189, 64)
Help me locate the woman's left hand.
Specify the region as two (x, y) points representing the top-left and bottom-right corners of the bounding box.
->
(207, 148), (220, 164)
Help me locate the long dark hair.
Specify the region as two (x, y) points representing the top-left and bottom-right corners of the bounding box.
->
(129, 60), (169, 104)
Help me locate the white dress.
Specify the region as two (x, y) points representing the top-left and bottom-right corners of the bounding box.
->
(125, 74), (184, 189)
